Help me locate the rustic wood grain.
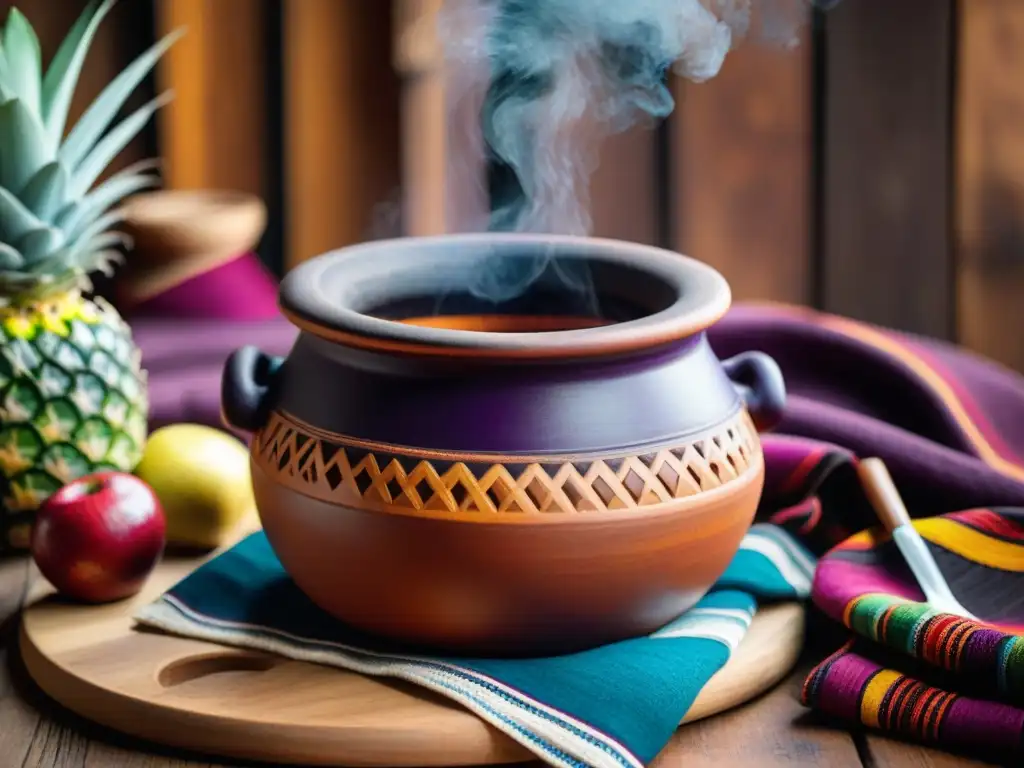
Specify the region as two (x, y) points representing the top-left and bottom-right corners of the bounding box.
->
(398, 69), (449, 237)
(954, 0), (1024, 373)
(818, 0), (954, 338)
(653, 656), (863, 767)
(154, 0), (267, 199)
(284, 0), (402, 267)
(669, 9), (813, 304)
(21, 718), (90, 768)
(864, 736), (1003, 767)
(590, 127), (662, 247)
(84, 741), (220, 767)
(3, 557), (226, 768)
(394, 0), (450, 236)
(0, 556), (37, 767)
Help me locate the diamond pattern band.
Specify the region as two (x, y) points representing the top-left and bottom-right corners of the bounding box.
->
(252, 410), (760, 518)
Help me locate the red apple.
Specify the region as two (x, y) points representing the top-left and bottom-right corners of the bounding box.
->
(30, 472), (167, 603)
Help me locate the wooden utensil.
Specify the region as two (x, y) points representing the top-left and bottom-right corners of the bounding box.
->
(857, 457), (975, 619)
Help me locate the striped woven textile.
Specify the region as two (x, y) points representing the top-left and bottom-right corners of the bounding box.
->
(801, 510), (1024, 757)
(706, 304), (1024, 758)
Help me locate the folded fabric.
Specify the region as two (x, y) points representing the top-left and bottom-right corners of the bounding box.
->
(122, 252), (281, 321)
(705, 304), (1024, 757)
(135, 524), (813, 768)
(802, 509), (1024, 757)
(129, 316), (296, 429)
(136, 301), (1024, 764)
(805, 638), (1024, 760)
(706, 303), (1024, 515)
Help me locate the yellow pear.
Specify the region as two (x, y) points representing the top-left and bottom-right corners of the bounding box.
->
(134, 424), (255, 549)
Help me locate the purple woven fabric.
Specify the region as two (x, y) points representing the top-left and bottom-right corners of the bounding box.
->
(126, 253), (281, 322)
(707, 304), (1024, 513)
(133, 316), (296, 429)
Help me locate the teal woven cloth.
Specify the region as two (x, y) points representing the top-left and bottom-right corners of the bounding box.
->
(134, 524), (813, 768)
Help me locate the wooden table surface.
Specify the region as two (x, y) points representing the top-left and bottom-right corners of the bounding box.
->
(0, 556), (1001, 768)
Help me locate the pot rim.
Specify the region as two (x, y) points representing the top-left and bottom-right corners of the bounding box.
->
(278, 233), (731, 359)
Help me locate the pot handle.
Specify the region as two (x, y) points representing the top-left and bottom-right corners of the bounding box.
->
(722, 351), (786, 432)
(221, 346), (284, 433)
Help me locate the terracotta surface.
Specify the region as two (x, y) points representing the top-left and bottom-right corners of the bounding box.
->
(250, 437), (765, 655)
(251, 409), (761, 518)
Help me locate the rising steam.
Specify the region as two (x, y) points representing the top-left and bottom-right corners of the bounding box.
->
(436, 0), (836, 307)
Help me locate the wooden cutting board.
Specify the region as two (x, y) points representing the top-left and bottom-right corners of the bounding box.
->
(19, 516), (805, 767)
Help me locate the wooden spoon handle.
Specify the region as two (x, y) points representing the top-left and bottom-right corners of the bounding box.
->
(856, 457), (912, 532)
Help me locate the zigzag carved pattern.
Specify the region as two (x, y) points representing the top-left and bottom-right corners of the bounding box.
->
(252, 410), (759, 516)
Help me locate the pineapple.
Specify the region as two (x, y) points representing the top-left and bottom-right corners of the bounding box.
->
(0, 1), (179, 552)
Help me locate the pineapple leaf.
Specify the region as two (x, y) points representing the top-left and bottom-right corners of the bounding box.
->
(63, 226), (125, 278)
(0, 44), (17, 102)
(57, 159), (160, 239)
(2, 8), (42, 116)
(60, 29), (182, 171)
(20, 161), (71, 220)
(0, 242), (24, 269)
(25, 254), (68, 274)
(67, 209), (124, 251)
(14, 226), (65, 262)
(80, 249), (120, 277)
(69, 92), (171, 198)
(0, 98), (50, 195)
(83, 230), (129, 254)
(0, 184), (45, 242)
(0, 48), (10, 86)
(41, 0), (116, 147)
(0, 75), (14, 103)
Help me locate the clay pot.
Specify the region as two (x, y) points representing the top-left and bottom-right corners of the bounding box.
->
(220, 234), (786, 656)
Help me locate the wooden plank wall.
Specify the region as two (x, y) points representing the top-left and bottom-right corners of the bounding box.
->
(155, 0), (267, 198)
(396, 0), (1024, 372)
(394, 0), (449, 236)
(955, 0), (1024, 374)
(283, 1), (401, 266)
(49, 0), (1020, 373)
(670, 10), (813, 306)
(818, 0), (955, 340)
(155, 0), (400, 271)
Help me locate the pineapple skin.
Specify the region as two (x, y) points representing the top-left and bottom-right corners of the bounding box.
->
(0, 290), (147, 552)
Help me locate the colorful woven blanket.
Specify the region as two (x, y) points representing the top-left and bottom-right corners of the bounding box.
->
(708, 304), (1024, 759)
